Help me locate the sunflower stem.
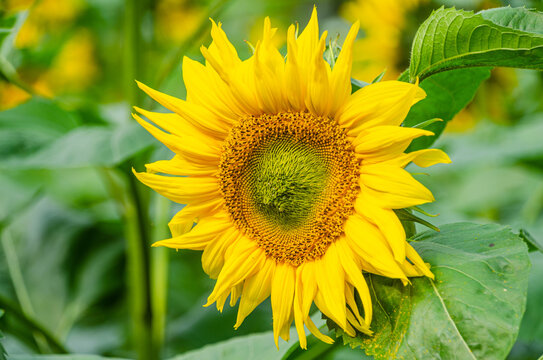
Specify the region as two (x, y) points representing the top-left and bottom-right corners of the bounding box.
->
(123, 0), (155, 358)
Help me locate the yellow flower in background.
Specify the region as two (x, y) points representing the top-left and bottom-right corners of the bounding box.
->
(155, 0), (204, 44)
(341, 0), (427, 81)
(0, 82), (31, 110)
(4, 0), (34, 13)
(36, 30), (99, 95)
(134, 8), (450, 348)
(15, 0), (83, 48)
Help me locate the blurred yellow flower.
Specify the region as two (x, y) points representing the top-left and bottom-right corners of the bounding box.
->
(155, 0), (204, 44)
(0, 81), (31, 110)
(4, 0), (34, 13)
(36, 30), (99, 95)
(134, 8), (450, 348)
(341, 0), (426, 82)
(15, 0), (83, 48)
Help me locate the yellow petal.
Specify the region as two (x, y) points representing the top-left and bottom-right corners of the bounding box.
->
(153, 214), (230, 250)
(359, 164), (435, 209)
(145, 155), (218, 177)
(285, 24), (305, 111)
(206, 236), (265, 306)
(207, 19), (242, 70)
(235, 258), (275, 329)
(354, 194), (407, 261)
(314, 243), (347, 329)
(202, 228), (238, 279)
(329, 20), (360, 116)
(305, 316), (334, 344)
(133, 170), (220, 204)
(271, 262), (295, 348)
(136, 81), (230, 138)
(300, 261), (317, 318)
(230, 282), (243, 307)
(182, 56), (243, 123)
(304, 32), (331, 117)
(252, 17), (288, 114)
(344, 214), (407, 280)
(133, 113), (221, 164)
(346, 307), (371, 335)
(383, 148), (452, 168)
(293, 265), (307, 349)
(167, 198), (224, 235)
(352, 126), (434, 162)
(337, 80), (426, 136)
(406, 242), (434, 279)
(296, 6), (320, 70)
(336, 239), (372, 325)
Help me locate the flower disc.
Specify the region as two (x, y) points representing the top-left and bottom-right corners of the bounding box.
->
(219, 112), (360, 265)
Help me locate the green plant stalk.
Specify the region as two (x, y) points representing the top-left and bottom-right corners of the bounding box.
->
(0, 230), (53, 353)
(150, 195), (171, 357)
(0, 295), (67, 354)
(125, 178), (154, 360)
(123, 0), (155, 357)
(99, 167), (154, 359)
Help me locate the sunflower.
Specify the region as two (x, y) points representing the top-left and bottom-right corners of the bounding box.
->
(133, 8), (450, 348)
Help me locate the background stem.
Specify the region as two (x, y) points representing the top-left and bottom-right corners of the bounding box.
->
(123, 0), (155, 358)
(150, 195), (171, 358)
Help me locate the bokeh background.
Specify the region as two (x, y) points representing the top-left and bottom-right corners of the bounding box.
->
(0, 0), (542, 359)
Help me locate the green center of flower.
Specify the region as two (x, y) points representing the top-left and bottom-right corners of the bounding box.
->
(219, 112), (360, 266)
(249, 139), (328, 229)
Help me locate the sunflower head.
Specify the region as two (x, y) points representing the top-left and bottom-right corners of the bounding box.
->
(134, 7), (450, 349)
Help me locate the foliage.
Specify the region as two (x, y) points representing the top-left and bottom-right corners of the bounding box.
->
(329, 223), (531, 359)
(408, 7), (543, 82)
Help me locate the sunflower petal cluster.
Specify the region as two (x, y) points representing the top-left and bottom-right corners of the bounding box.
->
(133, 8), (450, 348)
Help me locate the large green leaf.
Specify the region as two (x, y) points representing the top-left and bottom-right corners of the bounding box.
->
(403, 67), (491, 150)
(511, 253), (543, 359)
(479, 7), (543, 35)
(332, 223), (530, 360)
(409, 7), (543, 82)
(0, 98), (79, 158)
(0, 123), (154, 169)
(166, 331), (293, 360)
(9, 356), (128, 360)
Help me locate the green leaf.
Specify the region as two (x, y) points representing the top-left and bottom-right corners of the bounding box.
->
(166, 331), (293, 360)
(281, 333), (337, 360)
(0, 123), (155, 169)
(409, 7), (543, 82)
(393, 208), (440, 232)
(8, 356), (128, 360)
(479, 7), (543, 35)
(332, 223), (530, 360)
(0, 98), (79, 158)
(519, 229), (543, 253)
(351, 78), (369, 92)
(403, 67), (491, 151)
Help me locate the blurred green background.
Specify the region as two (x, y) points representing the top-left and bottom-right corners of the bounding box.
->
(0, 0), (542, 359)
